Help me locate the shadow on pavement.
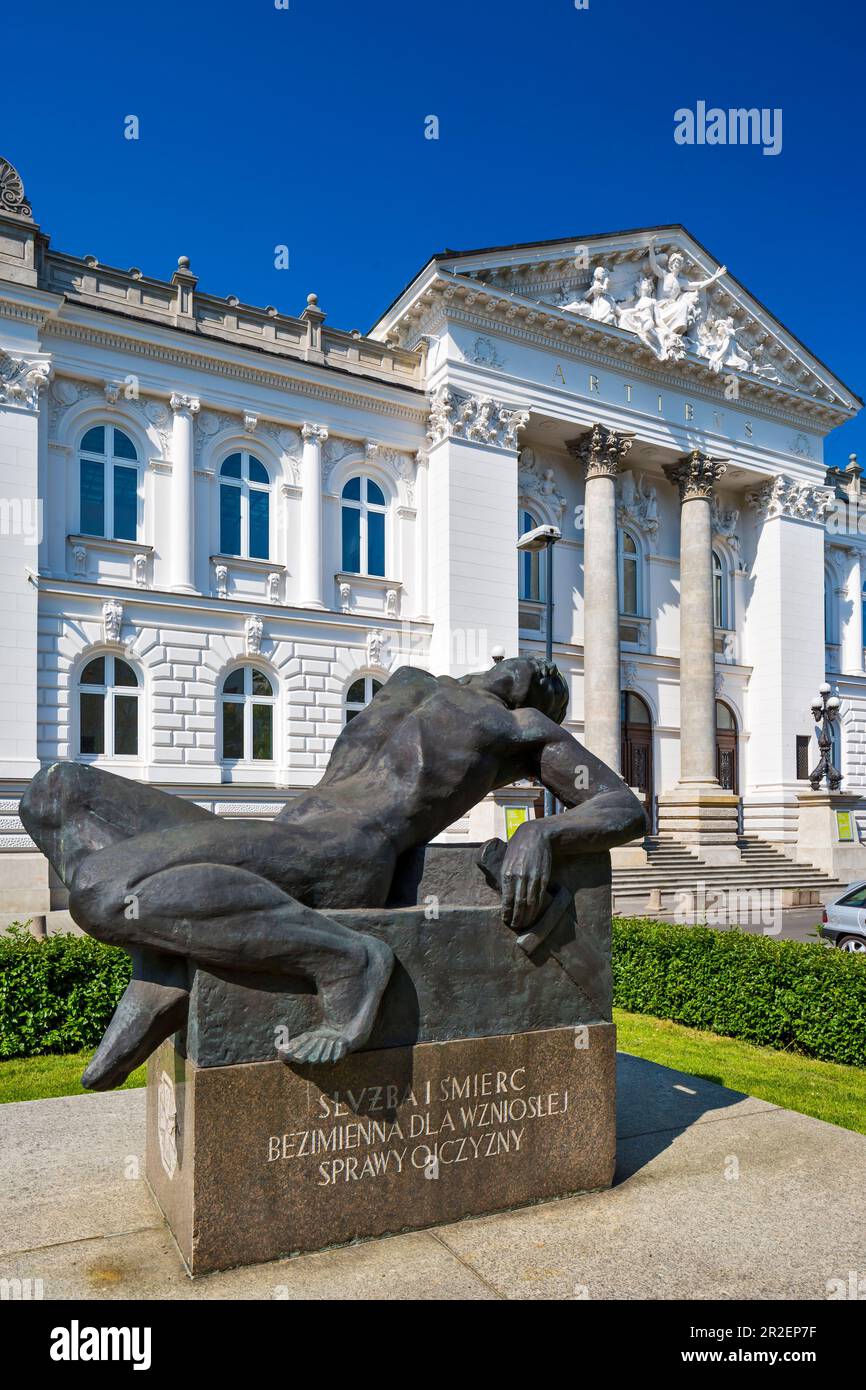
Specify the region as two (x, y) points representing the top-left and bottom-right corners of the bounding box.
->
(614, 1050), (762, 1185)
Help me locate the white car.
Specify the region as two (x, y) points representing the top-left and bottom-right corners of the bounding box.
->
(821, 882), (866, 952)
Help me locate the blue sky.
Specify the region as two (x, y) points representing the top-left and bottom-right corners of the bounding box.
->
(5, 0), (865, 459)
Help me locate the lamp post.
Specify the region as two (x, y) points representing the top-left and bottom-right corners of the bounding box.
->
(809, 683), (842, 791)
(517, 522), (561, 814)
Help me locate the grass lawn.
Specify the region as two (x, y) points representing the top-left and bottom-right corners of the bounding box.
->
(615, 1007), (866, 1135)
(2, 1017), (865, 1135)
(0, 1051), (145, 1103)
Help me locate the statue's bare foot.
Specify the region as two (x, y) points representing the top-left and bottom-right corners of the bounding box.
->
(277, 935), (394, 1066)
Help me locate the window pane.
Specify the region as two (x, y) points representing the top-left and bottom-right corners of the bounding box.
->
(81, 426), (105, 454)
(366, 480), (385, 507)
(80, 692), (105, 755)
(223, 668), (245, 695)
(248, 456), (268, 485)
(249, 489), (270, 559)
(342, 477), (361, 501)
(113, 465), (137, 540)
(81, 657), (105, 685)
(222, 701), (244, 758)
(112, 428), (137, 460)
(220, 483), (241, 555)
(342, 506), (361, 573)
(114, 694), (138, 755)
(626, 694), (651, 725)
(251, 669), (272, 696)
(114, 658), (138, 688)
(80, 459), (105, 536)
(623, 557), (638, 615)
(368, 509), (385, 577)
(221, 453), (242, 479)
(371, 680), (383, 697)
(252, 703), (273, 760)
(347, 678), (365, 704)
(623, 532), (637, 555)
(716, 701), (735, 730)
(346, 708), (359, 722)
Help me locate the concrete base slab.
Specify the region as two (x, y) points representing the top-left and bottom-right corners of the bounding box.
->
(3, 1051), (865, 1299)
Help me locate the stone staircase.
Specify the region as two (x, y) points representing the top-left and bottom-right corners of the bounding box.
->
(612, 836), (845, 917)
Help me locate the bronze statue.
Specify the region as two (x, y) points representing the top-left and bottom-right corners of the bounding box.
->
(20, 656), (644, 1087)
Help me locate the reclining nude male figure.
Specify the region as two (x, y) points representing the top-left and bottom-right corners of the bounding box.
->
(21, 656), (645, 1086)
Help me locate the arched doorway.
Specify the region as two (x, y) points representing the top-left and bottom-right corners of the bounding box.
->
(621, 692), (653, 820)
(715, 699), (738, 792)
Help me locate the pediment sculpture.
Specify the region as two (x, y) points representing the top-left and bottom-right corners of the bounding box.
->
(549, 245), (783, 381)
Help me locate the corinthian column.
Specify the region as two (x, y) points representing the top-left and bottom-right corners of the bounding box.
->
(660, 449), (740, 862)
(300, 423), (328, 609)
(567, 423), (634, 772)
(169, 393), (200, 593)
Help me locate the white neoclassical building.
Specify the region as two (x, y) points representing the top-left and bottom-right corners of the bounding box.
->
(1, 154), (864, 922)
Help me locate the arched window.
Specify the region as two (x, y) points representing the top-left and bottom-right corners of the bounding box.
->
(79, 425), (139, 541)
(712, 550), (728, 629)
(345, 675), (383, 723)
(341, 477), (386, 576)
(221, 666), (275, 761)
(219, 452), (271, 560)
(78, 655), (140, 758)
(518, 509), (544, 602)
(618, 529), (641, 616)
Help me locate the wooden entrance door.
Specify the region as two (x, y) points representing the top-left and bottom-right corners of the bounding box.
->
(715, 699), (738, 793)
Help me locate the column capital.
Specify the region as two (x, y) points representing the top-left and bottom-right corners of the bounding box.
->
(169, 392), (200, 416)
(566, 422), (635, 480)
(426, 385), (529, 452)
(302, 422), (329, 444)
(0, 350), (52, 412)
(745, 473), (835, 524)
(663, 449), (726, 503)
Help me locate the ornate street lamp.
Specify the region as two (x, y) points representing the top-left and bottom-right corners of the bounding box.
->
(809, 683), (842, 791)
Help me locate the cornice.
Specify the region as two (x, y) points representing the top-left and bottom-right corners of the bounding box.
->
(41, 316), (428, 425)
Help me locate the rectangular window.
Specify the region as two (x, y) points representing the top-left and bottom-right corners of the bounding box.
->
(249, 489), (269, 560)
(113, 695), (139, 756)
(113, 465), (137, 541)
(623, 559), (638, 616)
(796, 735), (811, 781)
(368, 509), (385, 577)
(80, 693), (105, 755)
(252, 703), (273, 760)
(222, 702), (244, 759)
(80, 460), (105, 537)
(220, 485), (241, 556)
(342, 507), (361, 574)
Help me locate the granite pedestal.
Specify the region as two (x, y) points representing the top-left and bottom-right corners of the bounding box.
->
(145, 843), (617, 1274)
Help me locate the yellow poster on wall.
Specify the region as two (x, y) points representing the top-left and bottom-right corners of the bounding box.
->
(505, 807), (529, 839)
(836, 810), (854, 842)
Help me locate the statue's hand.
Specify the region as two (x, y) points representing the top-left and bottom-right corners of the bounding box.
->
(501, 823), (552, 931)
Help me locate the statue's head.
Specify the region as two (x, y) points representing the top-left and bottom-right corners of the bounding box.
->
(467, 656), (569, 725)
(668, 252), (685, 272)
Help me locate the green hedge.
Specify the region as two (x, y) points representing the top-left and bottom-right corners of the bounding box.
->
(613, 917), (866, 1067)
(0, 925), (131, 1059)
(2, 918), (866, 1069)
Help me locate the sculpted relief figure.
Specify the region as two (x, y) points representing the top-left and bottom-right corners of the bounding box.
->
(647, 243), (726, 357)
(616, 274), (666, 358)
(562, 265), (618, 325)
(21, 658), (644, 1088)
